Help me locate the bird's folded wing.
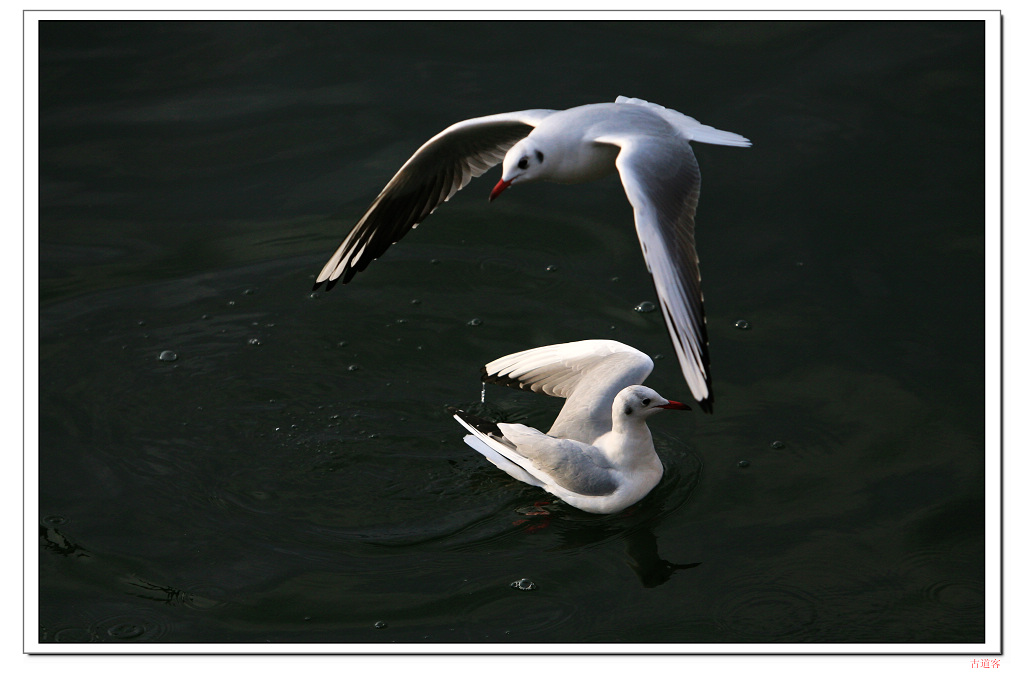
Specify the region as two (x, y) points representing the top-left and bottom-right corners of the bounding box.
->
(498, 423), (618, 497)
(316, 109), (557, 287)
(452, 412), (545, 488)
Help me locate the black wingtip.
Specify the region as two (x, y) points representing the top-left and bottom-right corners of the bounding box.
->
(310, 277), (341, 293)
(698, 397), (713, 414)
(449, 406), (504, 437)
(480, 366), (536, 393)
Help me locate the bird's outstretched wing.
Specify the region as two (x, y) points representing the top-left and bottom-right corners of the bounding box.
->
(315, 109), (556, 288)
(481, 339), (654, 443)
(597, 134), (713, 411)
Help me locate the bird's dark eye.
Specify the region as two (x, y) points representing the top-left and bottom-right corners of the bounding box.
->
(536, 151), (544, 163)
(624, 406), (633, 416)
(642, 398), (651, 406)
(517, 157), (529, 170)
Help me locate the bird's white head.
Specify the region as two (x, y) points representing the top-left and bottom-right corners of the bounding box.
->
(490, 138), (548, 201)
(614, 385), (690, 423)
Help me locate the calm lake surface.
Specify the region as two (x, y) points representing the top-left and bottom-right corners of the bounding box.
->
(36, 18), (989, 646)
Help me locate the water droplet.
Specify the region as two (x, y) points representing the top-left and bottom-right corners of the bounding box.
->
(374, 620), (388, 629)
(430, 258), (440, 265)
(634, 300), (657, 313)
(338, 340), (347, 347)
(243, 288), (256, 295)
(410, 298), (421, 305)
(308, 292), (320, 300)
(136, 320), (146, 327)
(737, 460), (751, 468)
(247, 337), (261, 346)
(734, 319), (751, 330)
(201, 314), (211, 320)
(227, 300), (236, 306)
(467, 318), (482, 327)
(510, 578), (536, 591)
(771, 440), (786, 450)
(158, 350), (178, 362)
(545, 264), (558, 272)
(347, 364), (359, 371)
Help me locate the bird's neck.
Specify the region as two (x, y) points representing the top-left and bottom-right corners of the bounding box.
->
(597, 420), (659, 468)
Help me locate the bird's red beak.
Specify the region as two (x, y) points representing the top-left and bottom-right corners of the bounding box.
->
(656, 400), (691, 411)
(489, 178), (512, 202)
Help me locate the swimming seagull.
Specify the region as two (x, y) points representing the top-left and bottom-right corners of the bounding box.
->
(314, 96), (751, 412)
(451, 339), (689, 515)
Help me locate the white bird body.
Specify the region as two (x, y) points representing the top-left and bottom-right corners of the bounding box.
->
(453, 339), (689, 514)
(316, 97), (751, 411)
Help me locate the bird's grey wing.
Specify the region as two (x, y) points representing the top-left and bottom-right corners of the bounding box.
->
(595, 134), (713, 412)
(498, 424), (618, 497)
(315, 109), (557, 288)
(482, 340), (654, 443)
(452, 411), (545, 488)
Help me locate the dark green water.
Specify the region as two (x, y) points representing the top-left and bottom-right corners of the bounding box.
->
(37, 19), (987, 645)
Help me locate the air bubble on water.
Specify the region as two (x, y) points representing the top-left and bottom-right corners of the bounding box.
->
(734, 319), (751, 330)
(106, 622), (145, 639)
(737, 460), (751, 468)
(243, 288), (256, 295)
(158, 350), (178, 362)
(510, 578), (536, 591)
(347, 364), (360, 371)
(374, 620), (388, 629)
(634, 300), (657, 313)
(247, 338), (261, 346)
(467, 318), (482, 327)
(771, 440), (786, 450)
(410, 298), (421, 305)
(480, 382), (486, 403)
(545, 264), (558, 272)
(227, 300), (236, 306)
